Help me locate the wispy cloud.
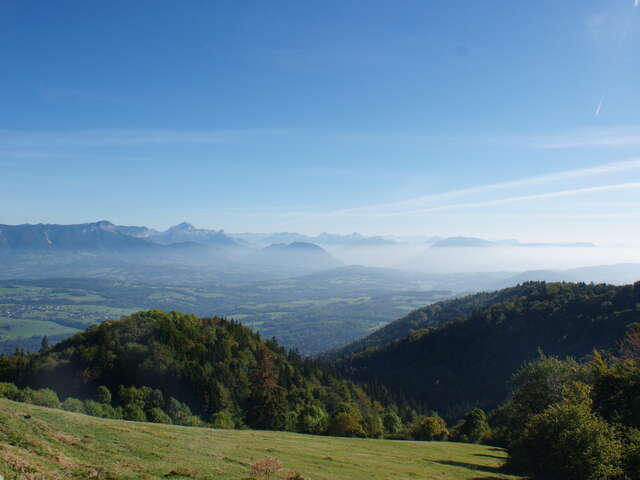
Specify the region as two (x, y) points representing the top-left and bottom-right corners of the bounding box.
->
(399, 182), (640, 216)
(594, 97), (604, 117)
(328, 158), (640, 217)
(0, 128), (289, 148)
(533, 126), (640, 149)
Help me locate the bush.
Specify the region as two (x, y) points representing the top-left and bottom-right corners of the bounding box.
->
(14, 387), (35, 403)
(147, 407), (172, 424)
(0, 382), (20, 400)
(211, 409), (236, 429)
(30, 388), (60, 408)
(167, 397), (194, 425)
(410, 416), (448, 441)
(382, 410), (403, 435)
(84, 399), (118, 418)
(97, 385), (112, 405)
(123, 404), (147, 422)
(508, 403), (623, 480)
(363, 413), (384, 438)
(327, 412), (366, 437)
(297, 404), (328, 434)
(491, 355), (590, 447)
(452, 408), (490, 443)
(285, 473), (309, 480)
(61, 397), (86, 413)
(250, 457), (283, 480)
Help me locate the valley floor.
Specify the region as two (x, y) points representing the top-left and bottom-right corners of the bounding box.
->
(0, 399), (521, 480)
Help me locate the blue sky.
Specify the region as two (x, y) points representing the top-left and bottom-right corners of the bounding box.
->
(1, 0), (640, 242)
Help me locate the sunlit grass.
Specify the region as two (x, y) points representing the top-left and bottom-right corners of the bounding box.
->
(0, 399), (521, 480)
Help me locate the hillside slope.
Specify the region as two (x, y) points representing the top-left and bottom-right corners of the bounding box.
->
(0, 310), (383, 434)
(331, 283), (537, 357)
(0, 399), (520, 480)
(337, 282), (640, 418)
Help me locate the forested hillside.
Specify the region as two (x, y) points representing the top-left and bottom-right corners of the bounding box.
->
(331, 284), (540, 357)
(0, 310), (392, 436)
(337, 282), (640, 419)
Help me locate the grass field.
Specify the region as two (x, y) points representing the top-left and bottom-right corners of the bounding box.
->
(0, 399), (521, 480)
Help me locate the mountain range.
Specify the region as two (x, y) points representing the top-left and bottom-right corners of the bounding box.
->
(0, 221), (601, 254)
(1, 220), (635, 289)
(431, 236), (596, 248)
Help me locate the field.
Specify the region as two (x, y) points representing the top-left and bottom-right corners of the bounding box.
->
(0, 399), (522, 480)
(0, 275), (452, 355)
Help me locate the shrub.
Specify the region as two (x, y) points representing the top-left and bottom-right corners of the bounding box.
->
(250, 457), (283, 480)
(382, 410), (403, 435)
(61, 397), (86, 413)
(0, 382), (20, 400)
(123, 404), (147, 422)
(491, 355), (590, 447)
(167, 397), (194, 425)
(410, 416), (448, 441)
(327, 412), (366, 437)
(211, 409), (235, 429)
(297, 404), (328, 434)
(14, 387), (35, 403)
(508, 403), (623, 480)
(147, 407), (172, 424)
(285, 473), (309, 480)
(30, 388), (61, 408)
(84, 399), (118, 418)
(452, 408), (490, 443)
(97, 385), (112, 405)
(84, 399), (105, 417)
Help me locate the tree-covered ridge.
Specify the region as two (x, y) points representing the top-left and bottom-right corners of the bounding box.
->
(0, 310), (390, 435)
(331, 283), (540, 357)
(337, 282), (640, 419)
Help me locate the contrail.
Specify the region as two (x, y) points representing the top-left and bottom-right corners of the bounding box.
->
(324, 158), (640, 217)
(400, 182), (640, 216)
(595, 97), (604, 117)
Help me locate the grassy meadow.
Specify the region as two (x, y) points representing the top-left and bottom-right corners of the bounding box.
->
(0, 399), (521, 480)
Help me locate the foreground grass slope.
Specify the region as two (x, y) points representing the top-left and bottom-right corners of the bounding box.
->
(0, 400), (521, 480)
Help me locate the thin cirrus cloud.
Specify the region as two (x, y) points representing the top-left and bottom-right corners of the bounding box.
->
(533, 126), (640, 149)
(2, 126), (640, 150)
(399, 182), (640, 217)
(326, 158), (640, 218)
(0, 128), (287, 148)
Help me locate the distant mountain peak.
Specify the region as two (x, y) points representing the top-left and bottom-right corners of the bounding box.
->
(431, 237), (496, 248)
(169, 222), (196, 232)
(94, 220), (116, 229)
(288, 241), (324, 250)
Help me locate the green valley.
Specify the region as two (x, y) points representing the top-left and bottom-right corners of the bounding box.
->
(0, 271), (452, 355)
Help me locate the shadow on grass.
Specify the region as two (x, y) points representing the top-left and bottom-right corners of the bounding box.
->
(432, 460), (503, 475)
(474, 453), (506, 460)
(468, 477), (507, 480)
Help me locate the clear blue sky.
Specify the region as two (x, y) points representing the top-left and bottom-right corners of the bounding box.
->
(1, 0), (640, 242)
